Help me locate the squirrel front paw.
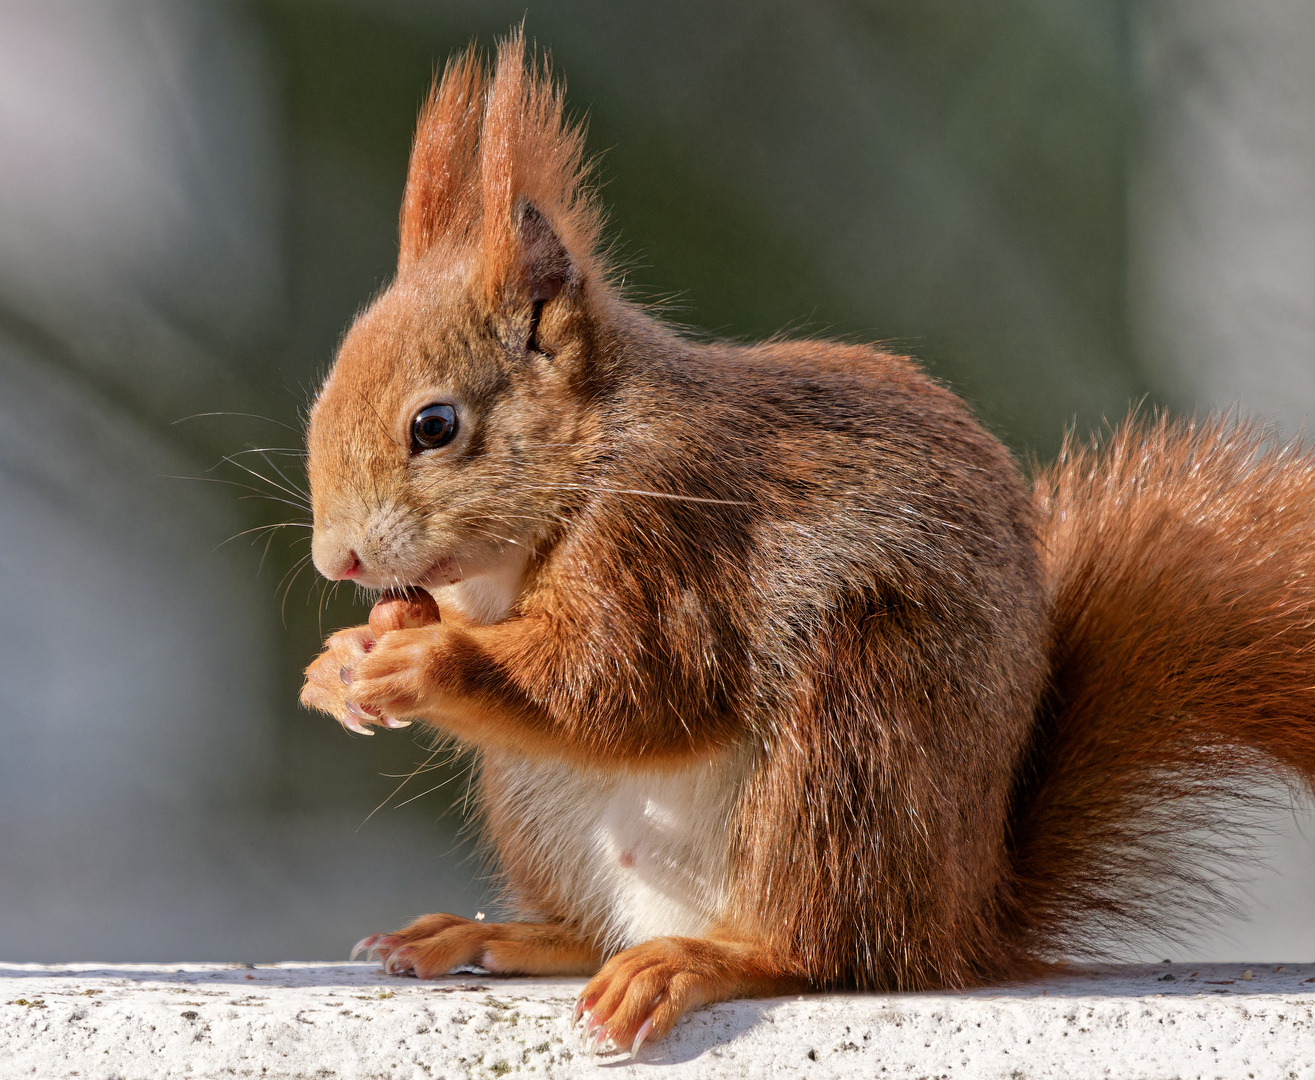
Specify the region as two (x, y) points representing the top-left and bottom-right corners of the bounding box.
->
(341, 624), (449, 725)
(299, 624), (418, 735)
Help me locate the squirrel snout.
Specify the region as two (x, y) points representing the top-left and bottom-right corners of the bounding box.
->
(311, 508), (431, 586)
(312, 530), (363, 581)
(319, 549), (362, 581)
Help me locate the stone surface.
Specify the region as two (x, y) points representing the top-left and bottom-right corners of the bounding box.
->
(2, 962), (1313, 1079)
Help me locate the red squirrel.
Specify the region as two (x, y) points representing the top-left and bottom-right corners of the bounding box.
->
(299, 32), (1315, 1055)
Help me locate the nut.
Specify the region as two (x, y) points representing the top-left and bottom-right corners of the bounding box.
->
(369, 587), (442, 636)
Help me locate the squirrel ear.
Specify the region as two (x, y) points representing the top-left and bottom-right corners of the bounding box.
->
(514, 201), (574, 304)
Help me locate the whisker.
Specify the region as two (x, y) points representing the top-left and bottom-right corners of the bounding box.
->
(278, 552), (314, 625)
(522, 483), (750, 507)
(357, 743), (452, 830)
(318, 576), (340, 639)
(164, 473), (282, 495)
(258, 523), (279, 576)
(224, 446), (308, 458)
(218, 453), (312, 507)
(236, 493), (314, 513)
(216, 521), (313, 548)
(172, 411), (303, 434)
(305, 561), (329, 607)
(377, 760), (454, 778)
(356, 389), (407, 452)
(393, 771), (466, 809)
(465, 526), (523, 547)
(249, 448), (311, 502)
(165, 473), (311, 514)
(277, 549), (312, 594)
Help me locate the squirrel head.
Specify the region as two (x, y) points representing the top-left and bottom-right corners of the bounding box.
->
(307, 31), (608, 604)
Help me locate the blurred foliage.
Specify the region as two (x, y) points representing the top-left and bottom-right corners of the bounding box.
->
(247, 0), (1146, 445)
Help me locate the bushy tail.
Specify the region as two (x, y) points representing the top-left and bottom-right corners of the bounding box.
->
(1006, 413), (1315, 960)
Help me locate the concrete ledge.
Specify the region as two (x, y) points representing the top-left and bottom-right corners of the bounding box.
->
(2, 961), (1313, 1079)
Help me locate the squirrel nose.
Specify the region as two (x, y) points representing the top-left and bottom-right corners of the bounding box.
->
(311, 524), (364, 581)
(332, 551), (362, 580)
(318, 549), (362, 581)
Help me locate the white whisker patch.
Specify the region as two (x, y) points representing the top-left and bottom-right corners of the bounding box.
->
(428, 548), (528, 625)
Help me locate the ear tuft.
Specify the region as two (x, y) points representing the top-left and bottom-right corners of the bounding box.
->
(396, 27), (603, 296)
(517, 202), (572, 303)
(399, 49), (485, 270)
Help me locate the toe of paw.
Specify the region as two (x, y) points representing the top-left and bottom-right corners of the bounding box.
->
(383, 946), (417, 975)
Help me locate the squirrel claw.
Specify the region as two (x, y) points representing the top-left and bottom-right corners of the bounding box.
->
(341, 715), (375, 736)
(343, 700), (382, 734)
(630, 1016), (654, 1059)
(384, 946), (416, 975)
(381, 715), (412, 729)
(581, 1015), (612, 1056)
(350, 934), (383, 961)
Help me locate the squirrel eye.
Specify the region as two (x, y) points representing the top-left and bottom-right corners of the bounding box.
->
(410, 404), (458, 452)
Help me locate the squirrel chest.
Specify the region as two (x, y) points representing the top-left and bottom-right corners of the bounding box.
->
(478, 747), (752, 951)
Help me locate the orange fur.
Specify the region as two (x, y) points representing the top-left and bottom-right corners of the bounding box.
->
(1008, 416), (1315, 957)
(396, 31), (602, 297)
(579, 933), (807, 1052)
(398, 50), (483, 269)
(298, 32), (1315, 1053)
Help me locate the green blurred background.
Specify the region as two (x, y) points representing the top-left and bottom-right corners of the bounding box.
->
(1, 0), (1312, 963)
(257, 0), (1141, 455)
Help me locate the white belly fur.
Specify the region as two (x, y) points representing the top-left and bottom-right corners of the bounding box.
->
(434, 558), (748, 952)
(481, 746), (751, 953)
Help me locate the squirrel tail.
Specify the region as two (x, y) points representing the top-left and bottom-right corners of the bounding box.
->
(1004, 412), (1315, 962)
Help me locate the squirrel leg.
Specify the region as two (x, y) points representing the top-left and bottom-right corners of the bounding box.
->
(355, 914), (601, 978)
(344, 617), (736, 764)
(575, 935), (804, 1056)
